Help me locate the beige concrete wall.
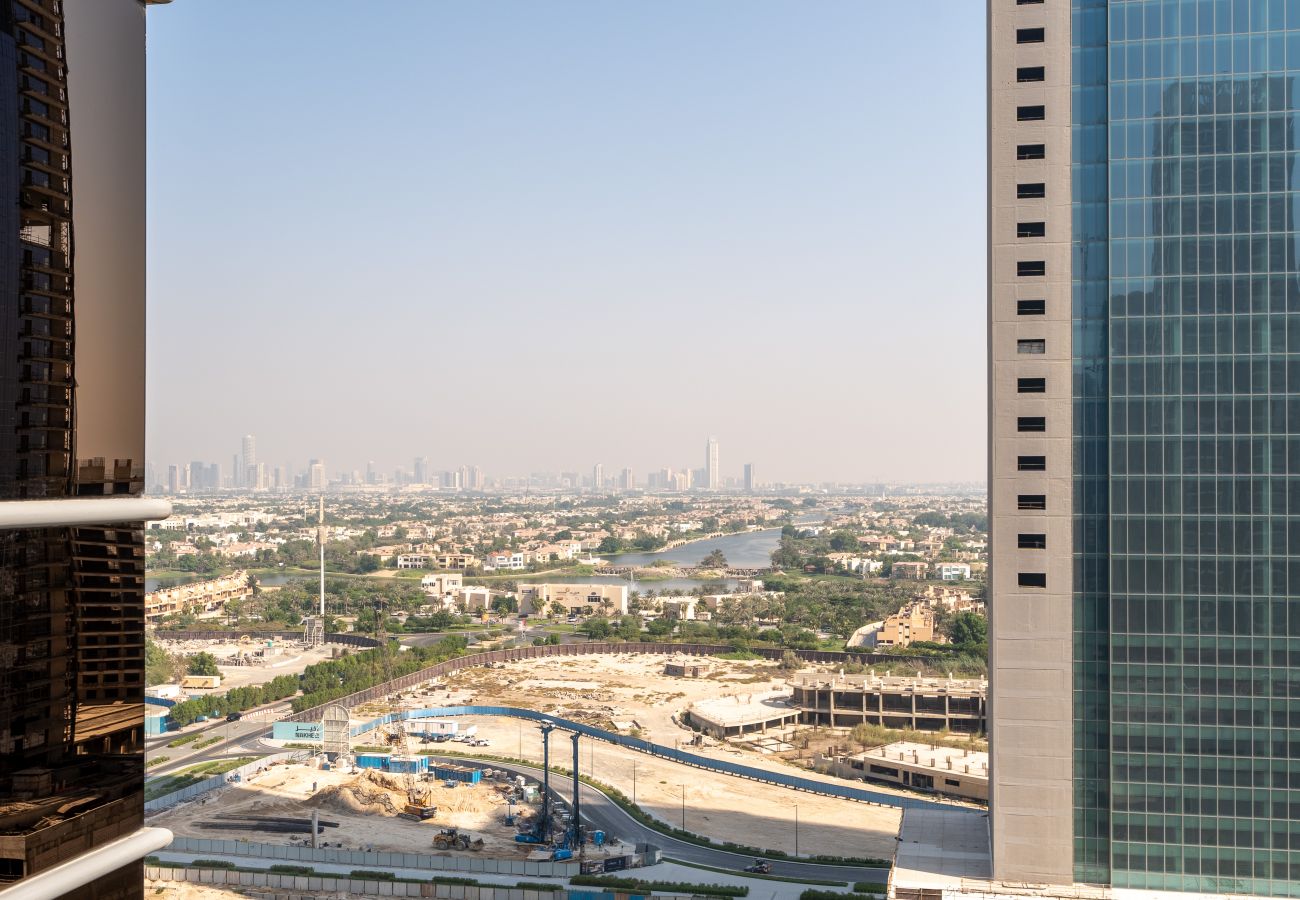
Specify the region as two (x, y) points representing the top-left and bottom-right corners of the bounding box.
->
(64, 0), (147, 483)
(987, 0), (1074, 884)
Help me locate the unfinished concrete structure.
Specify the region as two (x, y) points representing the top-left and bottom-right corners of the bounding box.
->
(815, 742), (988, 802)
(791, 673), (985, 734)
(686, 690), (800, 739)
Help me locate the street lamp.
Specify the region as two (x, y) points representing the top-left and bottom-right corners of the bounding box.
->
(680, 784), (686, 830)
(632, 760), (637, 805)
(793, 802), (799, 857)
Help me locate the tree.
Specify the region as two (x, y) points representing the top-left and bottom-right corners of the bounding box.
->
(829, 531), (859, 553)
(355, 553), (381, 574)
(778, 650), (801, 670)
(851, 722), (883, 752)
(146, 638), (183, 686)
(582, 616), (611, 639)
(548, 601), (568, 619)
(950, 611), (988, 646)
(187, 651), (220, 677)
(699, 549), (728, 568)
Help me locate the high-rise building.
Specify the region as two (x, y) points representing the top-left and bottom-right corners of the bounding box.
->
(413, 456), (428, 485)
(0, 1), (163, 895)
(989, 3), (1300, 896)
(743, 463), (756, 492)
(240, 433), (256, 481)
(592, 463), (604, 491)
(705, 437), (720, 490)
(308, 459), (326, 491)
(619, 467), (635, 491)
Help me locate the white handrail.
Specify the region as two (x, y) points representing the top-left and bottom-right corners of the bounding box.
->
(0, 826), (173, 899)
(0, 497), (171, 530)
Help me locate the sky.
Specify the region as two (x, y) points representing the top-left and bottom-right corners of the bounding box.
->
(145, 1), (986, 485)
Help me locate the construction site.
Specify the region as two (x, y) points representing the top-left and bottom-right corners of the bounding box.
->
(148, 760), (568, 858)
(149, 634), (337, 691)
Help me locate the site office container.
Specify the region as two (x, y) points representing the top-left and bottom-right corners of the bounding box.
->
(431, 765), (481, 784)
(355, 754), (391, 770)
(388, 755), (429, 774)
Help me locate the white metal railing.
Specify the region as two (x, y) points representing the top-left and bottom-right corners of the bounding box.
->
(0, 497), (171, 529)
(0, 826), (173, 899)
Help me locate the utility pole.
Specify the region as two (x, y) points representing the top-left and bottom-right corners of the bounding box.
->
(632, 760), (637, 805)
(317, 496), (325, 617)
(794, 802), (799, 857)
(680, 784), (686, 830)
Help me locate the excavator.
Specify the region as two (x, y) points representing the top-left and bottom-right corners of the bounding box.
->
(400, 775), (437, 821)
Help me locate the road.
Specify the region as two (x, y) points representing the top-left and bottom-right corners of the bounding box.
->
(425, 755), (890, 883)
(147, 719), (275, 777)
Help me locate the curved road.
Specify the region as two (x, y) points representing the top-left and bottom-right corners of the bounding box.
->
(425, 754), (889, 883)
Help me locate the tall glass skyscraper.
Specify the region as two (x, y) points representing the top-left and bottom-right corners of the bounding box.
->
(991, 1), (1300, 896)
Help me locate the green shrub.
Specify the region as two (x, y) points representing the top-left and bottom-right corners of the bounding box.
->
(350, 870), (394, 880)
(801, 892), (879, 900)
(570, 875), (746, 897)
(514, 882), (561, 892)
(853, 883), (888, 895)
(268, 864), (316, 875)
(191, 859), (237, 869)
(431, 876), (480, 886)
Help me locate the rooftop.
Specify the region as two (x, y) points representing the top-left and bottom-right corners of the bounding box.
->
(689, 689), (795, 728)
(863, 741), (988, 779)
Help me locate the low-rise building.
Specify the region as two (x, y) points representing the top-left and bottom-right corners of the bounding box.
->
(396, 554), (430, 569)
(516, 583), (628, 616)
(421, 572), (464, 596)
(934, 562), (972, 581)
(436, 553), (477, 570)
(890, 561), (929, 580)
(814, 741), (987, 802)
(877, 601), (938, 648)
(145, 570), (253, 625)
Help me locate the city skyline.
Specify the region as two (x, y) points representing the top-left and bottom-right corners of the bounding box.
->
(144, 1), (985, 485)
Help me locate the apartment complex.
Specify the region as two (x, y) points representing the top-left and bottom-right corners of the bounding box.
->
(989, 1), (1300, 896)
(0, 1), (161, 896)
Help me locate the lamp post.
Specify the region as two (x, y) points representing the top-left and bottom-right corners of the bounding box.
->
(632, 760), (637, 805)
(680, 784), (686, 830)
(794, 802), (799, 857)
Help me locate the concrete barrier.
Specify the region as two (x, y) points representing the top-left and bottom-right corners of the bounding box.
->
(163, 836), (582, 877)
(146, 866), (700, 900)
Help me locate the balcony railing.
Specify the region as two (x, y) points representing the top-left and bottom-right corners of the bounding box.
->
(0, 496), (170, 529)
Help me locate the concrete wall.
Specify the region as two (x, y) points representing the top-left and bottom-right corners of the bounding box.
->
(987, 0), (1075, 884)
(163, 836), (582, 878)
(144, 753), (303, 813)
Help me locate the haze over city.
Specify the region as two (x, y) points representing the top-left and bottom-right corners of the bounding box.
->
(145, 1), (986, 484)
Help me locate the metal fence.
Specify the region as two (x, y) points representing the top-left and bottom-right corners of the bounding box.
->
(351, 705), (961, 813)
(163, 836), (581, 878)
(284, 641), (923, 725)
(144, 752), (305, 813)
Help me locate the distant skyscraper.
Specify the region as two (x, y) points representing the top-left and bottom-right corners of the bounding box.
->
(413, 457), (428, 484)
(308, 459), (326, 491)
(705, 437), (719, 490)
(987, 2), (1300, 896)
(592, 463), (604, 491)
(167, 464), (180, 494)
(620, 467), (635, 491)
(241, 433), (257, 489)
(743, 463), (756, 492)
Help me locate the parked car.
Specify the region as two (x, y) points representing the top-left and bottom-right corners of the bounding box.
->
(226, 712), (242, 722)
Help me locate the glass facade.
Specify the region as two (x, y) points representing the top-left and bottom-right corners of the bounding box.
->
(1073, 0), (1300, 894)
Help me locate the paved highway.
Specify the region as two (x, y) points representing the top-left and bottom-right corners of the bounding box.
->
(425, 755), (890, 883)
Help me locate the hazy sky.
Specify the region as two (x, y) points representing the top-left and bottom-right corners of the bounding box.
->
(146, 2), (986, 485)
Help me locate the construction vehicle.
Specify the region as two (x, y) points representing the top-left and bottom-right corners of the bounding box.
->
(400, 804), (438, 821)
(433, 828), (485, 851)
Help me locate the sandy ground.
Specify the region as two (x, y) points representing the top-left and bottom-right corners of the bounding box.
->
(456, 714), (901, 860)
(145, 886), (246, 900)
(149, 759), (541, 856)
(154, 638), (337, 691)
